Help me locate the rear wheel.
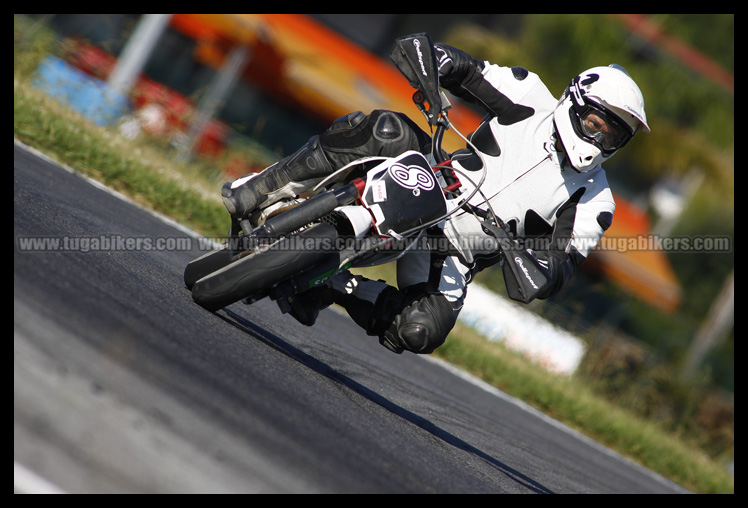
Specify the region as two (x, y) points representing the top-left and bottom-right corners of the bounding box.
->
(191, 223), (339, 312)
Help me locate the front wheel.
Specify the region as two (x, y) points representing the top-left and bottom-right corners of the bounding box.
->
(184, 245), (232, 290)
(191, 223), (339, 312)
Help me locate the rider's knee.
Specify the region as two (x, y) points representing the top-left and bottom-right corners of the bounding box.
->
(371, 110), (430, 155)
(372, 110), (406, 144)
(379, 293), (457, 354)
(319, 110), (427, 162)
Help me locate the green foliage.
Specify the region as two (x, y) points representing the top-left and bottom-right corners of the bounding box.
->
(14, 15), (58, 76)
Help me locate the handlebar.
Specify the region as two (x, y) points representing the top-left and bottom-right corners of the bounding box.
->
(392, 33), (453, 164)
(391, 33), (444, 125)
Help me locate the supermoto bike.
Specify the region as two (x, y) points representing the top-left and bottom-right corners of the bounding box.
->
(184, 33), (547, 314)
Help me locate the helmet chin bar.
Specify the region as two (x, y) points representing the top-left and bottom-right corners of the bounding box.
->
(553, 117), (610, 174)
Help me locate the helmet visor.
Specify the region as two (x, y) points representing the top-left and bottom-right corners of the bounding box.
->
(570, 103), (633, 154)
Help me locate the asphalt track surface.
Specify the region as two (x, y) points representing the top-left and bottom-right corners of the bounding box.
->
(14, 142), (690, 494)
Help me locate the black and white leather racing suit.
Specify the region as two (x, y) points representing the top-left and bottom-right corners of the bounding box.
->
(222, 45), (615, 355)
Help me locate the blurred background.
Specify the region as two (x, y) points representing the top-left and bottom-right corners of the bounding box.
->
(16, 14), (733, 461)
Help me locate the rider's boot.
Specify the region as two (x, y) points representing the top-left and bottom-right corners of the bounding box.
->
(286, 284), (335, 327)
(284, 271), (385, 328)
(221, 135), (334, 221)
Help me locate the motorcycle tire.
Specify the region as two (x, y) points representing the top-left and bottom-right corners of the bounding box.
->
(184, 245), (232, 290)
(191, 223), (339, 312)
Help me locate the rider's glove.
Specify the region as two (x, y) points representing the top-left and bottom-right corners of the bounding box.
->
(481, 220), (551, 304)
(481, 220), (581, 303)
(434, 43), (484, 92)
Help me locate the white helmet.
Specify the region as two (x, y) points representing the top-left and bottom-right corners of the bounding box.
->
(554, 64), (650, 173)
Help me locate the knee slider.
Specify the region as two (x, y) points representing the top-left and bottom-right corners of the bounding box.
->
(372, 110), (430, 155)
(389, 294), (457, 354)
(373, 110), (404, 143)
(320, 110), (421, 162)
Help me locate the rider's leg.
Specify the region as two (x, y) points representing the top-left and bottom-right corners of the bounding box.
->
(328, 239), (470, 354)
(221, 110), (432, 220)
(221, 134), (333, 221)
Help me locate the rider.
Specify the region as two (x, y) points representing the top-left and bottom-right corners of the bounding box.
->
(221, 42), (650, 355)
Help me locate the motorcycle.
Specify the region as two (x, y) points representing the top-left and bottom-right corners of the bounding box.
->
(184, 33), (547, 314)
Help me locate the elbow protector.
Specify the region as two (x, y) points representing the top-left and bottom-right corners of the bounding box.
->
(435, 43), (534, 125)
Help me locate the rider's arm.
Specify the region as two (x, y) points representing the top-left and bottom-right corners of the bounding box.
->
(489, 186), (615, 303)
(530, 185), (615, 300)
(435, 43), (534, 125)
